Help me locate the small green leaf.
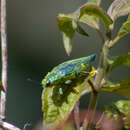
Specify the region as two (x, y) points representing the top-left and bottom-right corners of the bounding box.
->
(62, 32), (72, 56)
(42, 78), (87, 126)
(108, 15), (130, 48)
(104, 100), (130, 128)
(102, 77), (130, 98)
(104, 100), (130, 129)
(79, 13), (99, 30)
(82, 77), (130, 99)
(107, 0), (130, 21)
(118, 15), (130, 38)
(79, 0), (101, 30)
(104, 102), (121, 118)
(57, 14), (89, 55)
(80, 4), (113, 32)
(110, 53), (130, 71)
(115, 100), (130, 115)
(57, 14), (76, 55)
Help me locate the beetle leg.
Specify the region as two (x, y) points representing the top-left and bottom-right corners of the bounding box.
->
(79, 71), (89, 77)
(59, 87), (63, 95)
(89, 67), (97, 76)
(72, 87), (79, 94)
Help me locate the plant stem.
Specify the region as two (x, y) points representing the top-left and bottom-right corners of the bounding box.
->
(0, 0), (8, 122)
(82, 40), (110, 130)
(94, 40), (109, 91)
(0, 121), (21, 130)
(82, 91), (98, 130)
(74, 101), (80, 130)
(108, 36), (120, 49)
(0, 1), (21, 130)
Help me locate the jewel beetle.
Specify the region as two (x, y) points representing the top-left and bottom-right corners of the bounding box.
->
(42, 54), (96, 93)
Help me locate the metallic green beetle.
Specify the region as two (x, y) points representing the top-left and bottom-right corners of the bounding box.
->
(42, 54), (96, 92)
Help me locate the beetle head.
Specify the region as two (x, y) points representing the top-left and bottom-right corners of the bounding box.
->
(46, 80), (51, 86)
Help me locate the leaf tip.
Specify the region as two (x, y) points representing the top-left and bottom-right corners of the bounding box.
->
(66, 49), (71, 56)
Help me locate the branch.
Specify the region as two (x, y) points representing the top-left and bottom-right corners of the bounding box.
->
(0, 121), (21, 130)
(82, 88), (98, 130)
(73, 101), (80, 130)
(87, 79), (97, 93)
(82, 39), (110, 130)
(0, 0), (8, 121)
(108, 36), (120, 49)
(94, 42), (109, 91)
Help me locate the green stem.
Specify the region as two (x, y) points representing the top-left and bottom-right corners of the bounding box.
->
(82, 40), (110, 130)
(108, 36), (120, 49)
(95, 40), (109, 90)
(87, 91), (99, 130)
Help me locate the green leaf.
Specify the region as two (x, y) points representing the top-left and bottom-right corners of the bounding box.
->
(109, 53), (130, 71)
(79, 13), (100, 30)
(57, 14), (76, 55)
(102, 77), (130, 98)
(107, 0), (130, 21)
(57, 14), (89, 55)
(82, 76), (130, 99)
(115, 100), (130, 115)
(42, 77), (88, 126)
(118, 15), (130, 38)
(104, 100), (130, 129)
(79, 0), (101, 30)
(80, 3), (113, 32)
(108, 15), (130, 48)
(62, 32), (72, 56)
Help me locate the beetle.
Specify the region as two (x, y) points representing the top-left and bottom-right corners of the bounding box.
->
(42, 54), (96, 95)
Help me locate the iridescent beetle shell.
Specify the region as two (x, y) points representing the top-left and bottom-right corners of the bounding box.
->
(42, 54), (96, 87)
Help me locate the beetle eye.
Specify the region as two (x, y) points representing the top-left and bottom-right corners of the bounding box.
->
(46, 80), (51, 86)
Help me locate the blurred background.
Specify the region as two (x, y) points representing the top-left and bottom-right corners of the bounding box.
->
(6, 0), (130, 129)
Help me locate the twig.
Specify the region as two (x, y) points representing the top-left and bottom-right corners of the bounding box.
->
(73, 101), (80, 130)
(0, 121), (21, 130)
(87, 79), (97, 93)
(82, 38), (110, 130)
(94, 42), (109, 91)
(82, 90), (98, 130)
(108, 36), (120, 49)
(0, 0), (8, 121)
(0, 1), (21, 130)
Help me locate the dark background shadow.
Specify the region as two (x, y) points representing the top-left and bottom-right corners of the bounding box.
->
(6, 0), (130, 129)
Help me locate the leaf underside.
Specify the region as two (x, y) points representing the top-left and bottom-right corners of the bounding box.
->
(102, 77), (130, 99)
(57, 14), (89, 55)
(107, 0), (130, 20)
(118, 15), (130, 38)
(80, 3), (113, 32)
(109, 52), (130, 72)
